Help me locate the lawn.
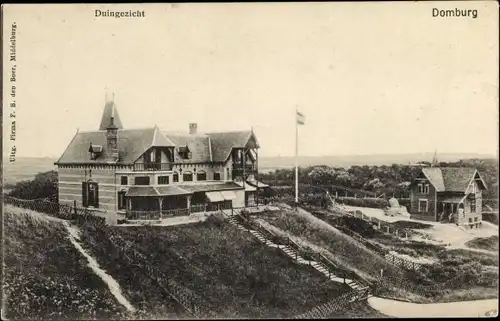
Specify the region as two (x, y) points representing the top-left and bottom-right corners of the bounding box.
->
(3, 205), (127, 320)
(79, 214), (350, 319)
(255, 207), (499, 303)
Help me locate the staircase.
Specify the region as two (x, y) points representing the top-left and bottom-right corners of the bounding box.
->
(223, 209), (369, 292)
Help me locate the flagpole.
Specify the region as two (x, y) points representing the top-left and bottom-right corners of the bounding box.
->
(295, 107), (299, 206)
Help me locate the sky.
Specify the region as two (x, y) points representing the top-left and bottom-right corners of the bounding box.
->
(2, 2), (499, 159)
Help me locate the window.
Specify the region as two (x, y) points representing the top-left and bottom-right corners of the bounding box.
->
(418, 184), (423, 194)
(82, 181), (99, 208)
(418, 199), (428, 213)
(424, 184), (429, 195)
(197, 171), (206, 181)
(226, 167), (230, 180)
(173, 172), (179, 183)
(213, 172), (221, 181)
(183, 172), (193, 182)
(470, 198), (476, 213)
(158, 176), (169, 185)
(120, 176), (128, 185)
(179, 146), (191, 159)
(117, 191), (127, 210)
(471, 182), (477, 194)
(134, 176), (150, 185)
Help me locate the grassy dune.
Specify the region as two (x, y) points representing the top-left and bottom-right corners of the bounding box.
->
(79, 215), (350, 319)
(257, 208), (498, 303)
(3, 205), (126, 320)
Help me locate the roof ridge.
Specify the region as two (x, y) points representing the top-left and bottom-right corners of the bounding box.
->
(206, 130), (252, 135)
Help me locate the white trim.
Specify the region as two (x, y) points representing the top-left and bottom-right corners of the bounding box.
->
(418, 198), (429, 212)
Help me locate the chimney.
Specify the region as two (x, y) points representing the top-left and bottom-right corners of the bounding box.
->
(189, 123), (197, 135)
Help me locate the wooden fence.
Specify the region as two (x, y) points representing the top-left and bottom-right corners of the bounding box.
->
(294, 288), (370, 319)
(4, 195), (105, 224)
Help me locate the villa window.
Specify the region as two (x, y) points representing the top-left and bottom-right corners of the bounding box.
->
(424, 184), (429, 194)
(135, 176), (150, 185)
(183, 172), (193, 182)
(470, 198), (476, 213)
(471, 182), (477, 194)
(213, 172), (221, 181)
(82, 181), (99, 208)
(173, 172), (179, 183)
(117, 191), (127, 210)
(197, 171), (207, 181)
(158, 176), (169, 185)
(120, 176), (128, 185)
(418, 184), (423, 194)
(418, 199), (428, 213)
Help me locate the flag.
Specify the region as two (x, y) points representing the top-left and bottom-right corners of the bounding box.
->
(296, 111), (305, 125)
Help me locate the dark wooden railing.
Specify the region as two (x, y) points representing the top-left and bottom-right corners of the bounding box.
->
(133, 162), (173, 171)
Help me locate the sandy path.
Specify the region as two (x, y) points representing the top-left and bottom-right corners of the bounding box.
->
(63, 222), (136, 313)
(367, 297), (498, 317)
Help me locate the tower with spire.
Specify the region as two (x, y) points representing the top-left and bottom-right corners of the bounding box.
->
(102, 92), (121, 162)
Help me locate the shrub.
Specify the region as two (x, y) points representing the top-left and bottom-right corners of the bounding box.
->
(465, 236), (499, 252)
(7, 170), (58, 202)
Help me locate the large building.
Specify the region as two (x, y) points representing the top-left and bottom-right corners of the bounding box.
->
(55, 97), (267, 224)
(408, 166), (487, 227)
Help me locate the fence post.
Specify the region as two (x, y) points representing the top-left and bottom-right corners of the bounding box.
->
(378, 221), (381, 230)
(386, 226), (390, 233)
(395, 229), (399, 237)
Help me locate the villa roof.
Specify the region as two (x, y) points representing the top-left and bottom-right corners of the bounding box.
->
(419, 167), (487, 192)
(56, 102), (259, 165)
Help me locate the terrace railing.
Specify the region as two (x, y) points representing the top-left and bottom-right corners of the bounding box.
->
(133, 162), (173, 171)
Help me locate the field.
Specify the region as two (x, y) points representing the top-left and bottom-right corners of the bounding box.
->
(255, 207), (499, 303)
(3, 205), (127, 320)
(79, 215), (351, 319)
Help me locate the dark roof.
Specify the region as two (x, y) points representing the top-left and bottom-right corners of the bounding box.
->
(126, 186), (159, 197)
(56, 128), (174, 164)
(165, 133), (211, 163)
(420, 167), (486, 192)
(99, 101), (123, 130)
(156, 186), (192, 196)
(206, 131), (258, 162)
(178, 182), (244, 193)
(58, 103), (259, 165)
(440, 196), (466, 204)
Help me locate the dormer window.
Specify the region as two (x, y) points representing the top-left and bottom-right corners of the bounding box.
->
(88, 143), (103, 160)
(178, 145), (192, 159)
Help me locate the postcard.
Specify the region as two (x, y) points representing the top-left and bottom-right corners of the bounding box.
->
(2, 2), (498, 320)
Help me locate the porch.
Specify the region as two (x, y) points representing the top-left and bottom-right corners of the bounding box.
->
(123, 184), (242, 220)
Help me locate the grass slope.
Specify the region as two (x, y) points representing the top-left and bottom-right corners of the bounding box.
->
(257, 207), (499, 302)
(465, 236), (499, 252)
(79, 215), (350, 319)
(3, 205), (126, 320)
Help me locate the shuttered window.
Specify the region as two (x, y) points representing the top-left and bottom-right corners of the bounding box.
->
(82, 181), (99, 208)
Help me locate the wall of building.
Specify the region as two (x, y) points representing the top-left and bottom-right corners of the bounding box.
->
(58, 165), (121, 224)
(409, 179), (437, 218)
(233, 189), (245, 208)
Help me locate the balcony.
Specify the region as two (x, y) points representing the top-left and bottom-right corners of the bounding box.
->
(133, 162), (173, 171)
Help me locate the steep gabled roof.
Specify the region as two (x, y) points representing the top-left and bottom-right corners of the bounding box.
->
(56, 128), (174, 164)
(99, 101), (123, 130)
(206, 131), (257, 162)
(419, 167), (486, 193)
(421, 168), (445, 191)
(164, 132), (211, 163)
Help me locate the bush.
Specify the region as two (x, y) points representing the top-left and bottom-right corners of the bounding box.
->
(465, 236), (499, 252)
(7, 170), (58, 202)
